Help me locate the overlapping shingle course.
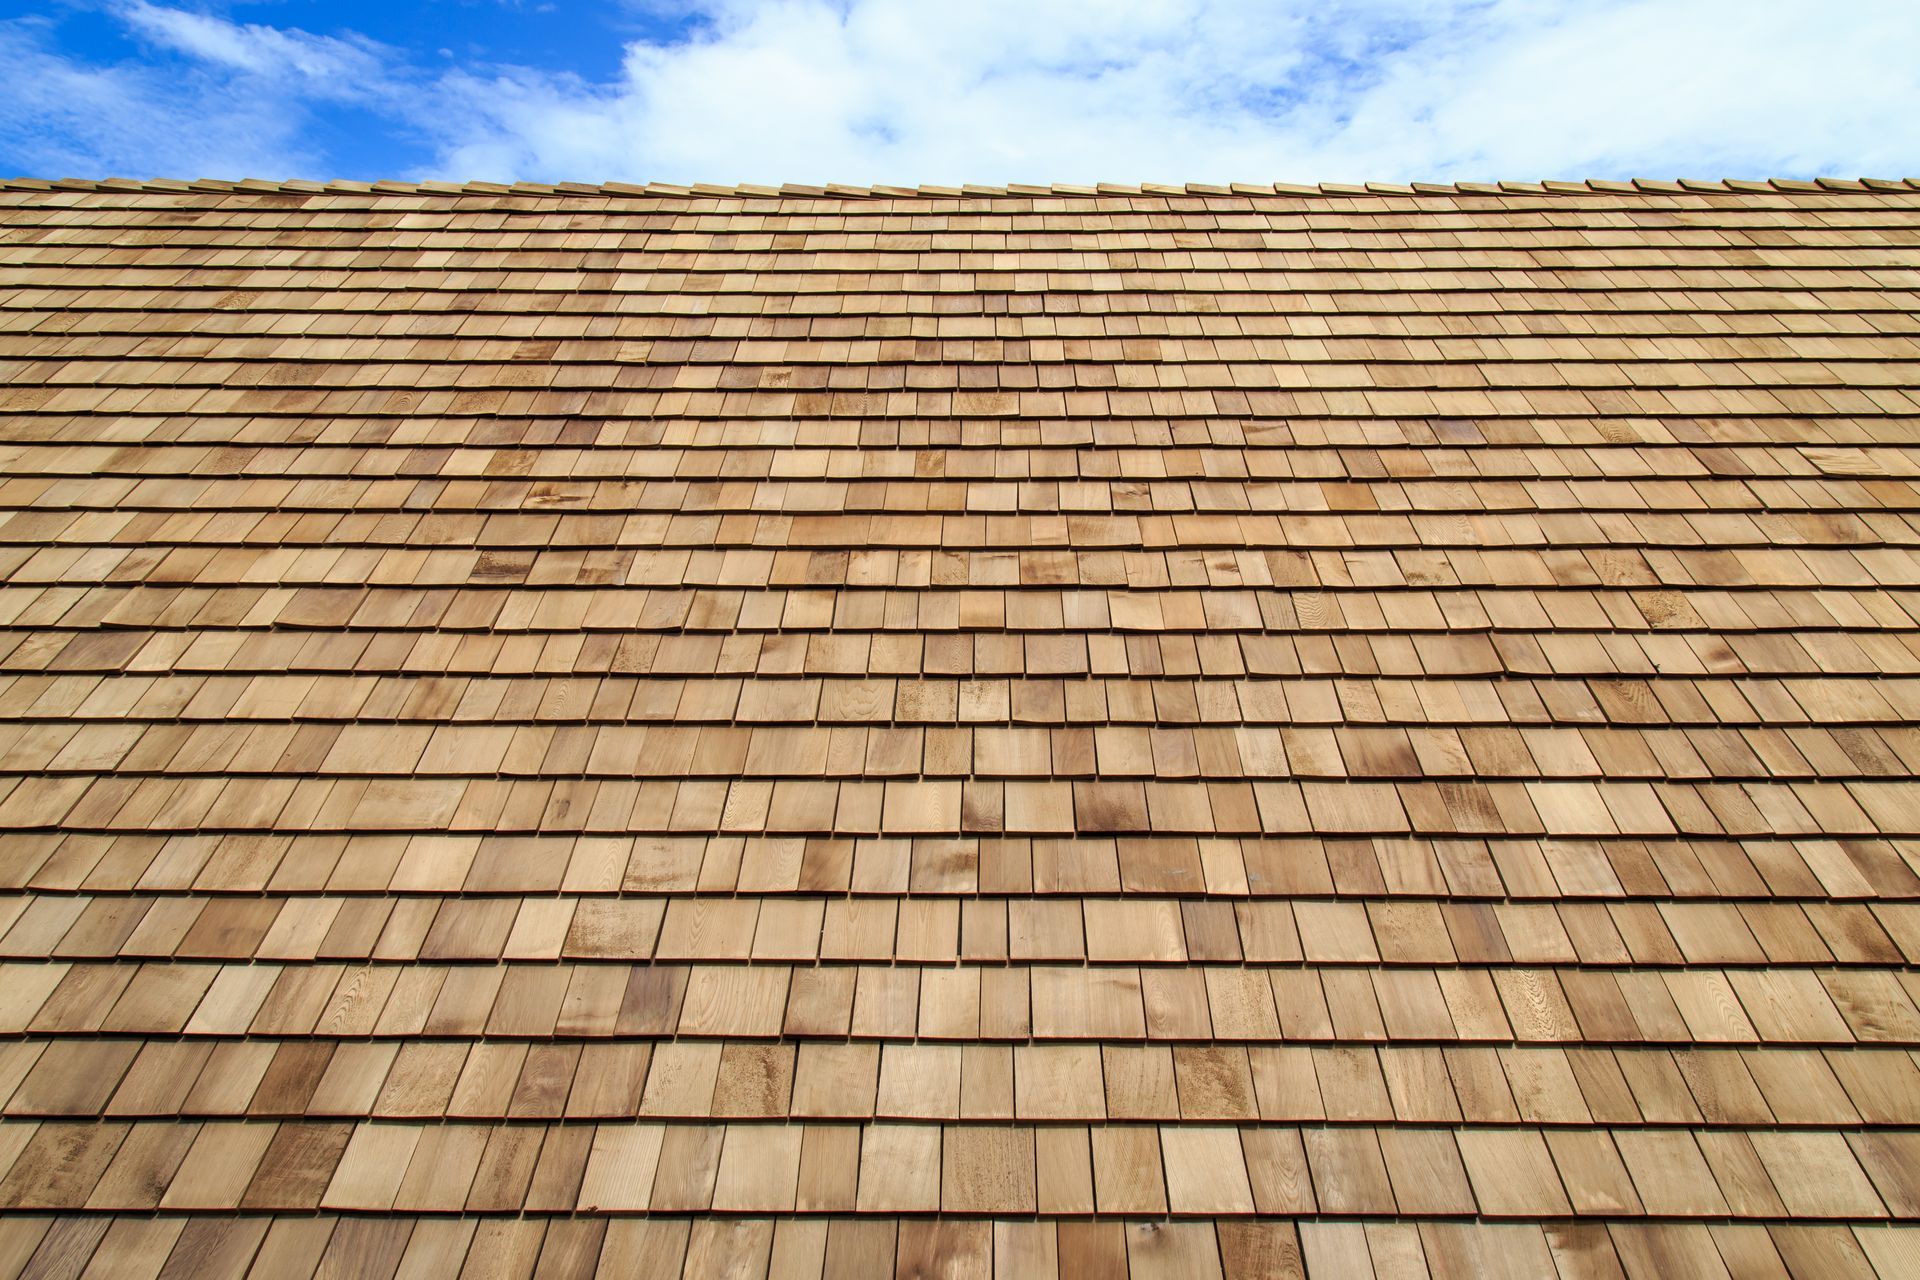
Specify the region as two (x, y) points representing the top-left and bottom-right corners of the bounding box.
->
(0, 177), (1915, 1276)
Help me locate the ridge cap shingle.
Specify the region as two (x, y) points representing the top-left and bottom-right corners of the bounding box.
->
(5, 175), (1918, 201)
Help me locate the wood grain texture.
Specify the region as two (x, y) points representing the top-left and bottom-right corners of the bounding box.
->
(0, 176), (1915, 1275)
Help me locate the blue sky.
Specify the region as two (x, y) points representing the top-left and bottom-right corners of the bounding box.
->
(2, 0), (1916, 184)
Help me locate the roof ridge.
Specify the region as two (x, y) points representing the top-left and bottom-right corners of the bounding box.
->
(5, 176), (1918, 200)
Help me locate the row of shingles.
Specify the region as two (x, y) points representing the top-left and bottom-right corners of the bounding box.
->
(5, 185), (1917, 242)
(0, 539), (1902, 621)
(8, 193), (1915, 246)
(4, 389), (1906, 443)
(18, 1212), (1920, 1280)
(0, 490), (1905, 548)
(0, 958), (1912, 1045)
(7, 1031), (1920, 1124)
(0, 633), (1912, 825)
(34, 357), (1890, 407)
(4, 530), (1914, 580)
(10, 704), (1918, 789)
(14, 332), (1920, 377)
(9, 226), (1914, 285)
(14, 670), (1920, 738)
(8, 204), (1911, 246)
(4, 264), (1911, 310)
(6, 420), (1916, 458)
(186, 372), (1900, 409)
(6, 314), (1913, 369)
(0, 842), (1911, 957)
(0, 766), (1910, 839)
(5, 305), (1909, 349)
(0, 1114), (1914, 1224)
(11, 349), (1920, 391)
(6, 631), (1920, 710)
(0, 775), (1914, 846)
(15, 614), (1920, 687)
(7, 529), (1912, 832)
(4, 310), (1909, 374)
(1, 583), (1912, 644)
(25, 581), (1882, 621)
(0, 425), (1898, 492)
(0, 407), (1899, 451)
(0, 875), (1912, 1043)
(7, 467), (1918, 515)
(4, 189), (1916, 249)
(21, 240), (1910, 280)
(0, 830), (1915, 924)
(15, 258), (1909, 302)
(0, 518), (1902, 580)
(4, 829), (1914, 901)
(8, 432), (1889, 486)
(41, 235), (1879, 273)
(3, 455), (1907, 505)
(5, 662), (1684, 725)
(8, 382), (1909, 424)
(7, 210), (1912, 252)
(8, 366), (1912, 424)
(9, 581), (1919, 644)
(6, 278), (1916, 333)
(2, 379), (1913, 426)
(7, 245), (1913, 288)
(0, 1213), (1345, 1280)
(20, 714), (1920, 785)
(20, 1213), (1889, 1280)
(12, 710), (1920, 781)
(8, 316), (1914, 365)
(3, 211), (1904, 328)
(0, 272), (1904, 404)
(8, 173), (1918, 195)
(4, 885), (1915, 965)
(23, 275), (1908, 313)
(11, 398), (1875, 459)
(0, 1214), (1260, 1280)
(7, 580), (1761, 634)
(14, 349), (1907, 407)
(4, 397), (1914, 448)
(4, 381), (1915, 434)
(0, 495), (1905, 556)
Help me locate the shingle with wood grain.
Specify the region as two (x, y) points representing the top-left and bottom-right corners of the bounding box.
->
(0, 175), (1916, 1275)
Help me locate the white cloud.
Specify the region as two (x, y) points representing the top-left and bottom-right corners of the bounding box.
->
(1321, 0), (1920, 180)
(2, 0), (1916, 183)
(426, 0), (1920, 184)
(0, 18), (326, 178)
(115, 0), (388, 86)
(0, 4), (401, 179)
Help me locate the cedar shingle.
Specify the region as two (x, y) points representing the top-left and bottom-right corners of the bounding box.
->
(0, 179), (1917, 1272)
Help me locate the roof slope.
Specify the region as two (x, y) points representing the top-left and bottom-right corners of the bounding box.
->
(0, 178), (1916, 1276)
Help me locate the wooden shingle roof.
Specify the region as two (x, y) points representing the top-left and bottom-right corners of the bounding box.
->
(0, 176), (1917, 1275)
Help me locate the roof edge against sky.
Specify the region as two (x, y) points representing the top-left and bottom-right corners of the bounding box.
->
(4, 176), (1918, 199)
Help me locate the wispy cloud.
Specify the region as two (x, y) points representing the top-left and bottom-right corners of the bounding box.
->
(2, 0), (1916, 183)
(0, 14), (322, 178)
(115, 0), (390, 86)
